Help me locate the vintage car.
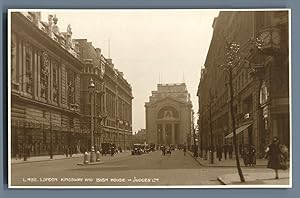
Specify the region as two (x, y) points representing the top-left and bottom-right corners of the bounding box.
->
(131, 144), (142, 155)
(166, 147), (172, 155)
(101, 143), (117, 155)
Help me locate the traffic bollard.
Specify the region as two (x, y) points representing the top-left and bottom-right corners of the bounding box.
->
(83, 152), (89, 164)
(96, 151), (101, 162)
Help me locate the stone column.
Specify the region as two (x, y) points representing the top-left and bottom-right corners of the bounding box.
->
(22, 43), (26, 93)
(50, 61), (53, 103)
(37, 52), (41, 99)
(58, 62), (62, 106)
(172, 123), (176, 145)
(33, 50), (38, 99)
(162, 124), (166, 144)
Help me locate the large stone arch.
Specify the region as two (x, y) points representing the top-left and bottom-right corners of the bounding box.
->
(157, 106), (179, 119)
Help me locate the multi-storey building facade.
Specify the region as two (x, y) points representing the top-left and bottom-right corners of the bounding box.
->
(11, 12), (82, 157)
(145, 83), (193, 147)
(10, 12), (133, 158)
(76, 39), (133, 151)
(102, 58), (133, 150)
(197, 11), (289, 157)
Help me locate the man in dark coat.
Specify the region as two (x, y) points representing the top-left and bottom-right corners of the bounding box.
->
(265, 137), (283, 179)
(248, 144), (256, 166)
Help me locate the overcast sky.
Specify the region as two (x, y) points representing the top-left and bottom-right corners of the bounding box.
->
(41, 10), (219, 133)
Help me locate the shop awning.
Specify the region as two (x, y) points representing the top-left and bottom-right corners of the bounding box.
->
(225, 123), (252, 139)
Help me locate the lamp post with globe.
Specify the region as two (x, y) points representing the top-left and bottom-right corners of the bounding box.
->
(88, 78), (96, 162)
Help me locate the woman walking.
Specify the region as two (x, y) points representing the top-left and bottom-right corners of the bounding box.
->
(265, 137), (286, 179)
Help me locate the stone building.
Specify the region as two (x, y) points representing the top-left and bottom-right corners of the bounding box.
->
(10, 12), (82, 157)
(76, 39), (133, 151)
(145, 83), (193, 147)
(197, 11), (290, 157)
(10, 11), (133, 158)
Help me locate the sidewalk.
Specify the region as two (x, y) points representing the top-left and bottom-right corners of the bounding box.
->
(189, 151), (268, 167)
(188, 152), (290, 186)
(11, 153), (83, 164)
(217, 170), (290, 185)
(11, 151), (131, 164)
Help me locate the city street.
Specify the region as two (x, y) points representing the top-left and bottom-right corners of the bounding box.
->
(9, 11), (291, 188)
(11, 150), (289, 187)
(11, 150), (226, 186)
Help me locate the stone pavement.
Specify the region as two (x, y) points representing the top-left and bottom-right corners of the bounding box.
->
(188, 151), (290, 186)
(11, 151), (131, 164)
(217, 170), (290, 186)
(189, 151), (268, 167)
(196, 156), (268, 167)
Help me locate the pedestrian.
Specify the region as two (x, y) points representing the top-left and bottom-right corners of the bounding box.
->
(24, 144), (30, 161)
(216, 145), (222, 161)
(65, 145), (69, 157)
(183, 144), (187, 156)
(193, 145), (198, 158)
(223, 144), (228, 160)
(15, 145), (21, 160)
(18, 144), (23, 160)
(162, 145), (166, 155)
(242, 145), (249, 166)
(110, 146), (115, 156)
(204, 145), (208, 160)
(69, 146), (73, 157)
(248, 144), (256, 166)
(228, 143), (233, 159)
(265, 137), (288, 179)
(239, 143), (243, 157)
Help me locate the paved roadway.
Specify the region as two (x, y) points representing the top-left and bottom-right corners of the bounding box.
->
(11, 150), (231, 187)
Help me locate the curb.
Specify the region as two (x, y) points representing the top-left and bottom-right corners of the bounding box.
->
(217, 177), (227, 185)
(187, 151), (205, 166)
(77, 162), (104, 166)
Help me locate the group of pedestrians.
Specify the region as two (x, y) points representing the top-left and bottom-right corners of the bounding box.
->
(214, 143), (257, 167)
(14, 144), (31, 161)
(215, 144), (234, 161)
(64, 145), (76, 157)
(217, 137), (289, 179)
(240, 144), (256, 166)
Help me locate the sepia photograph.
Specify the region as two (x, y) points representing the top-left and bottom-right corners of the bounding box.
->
(8, 9), (291, 188)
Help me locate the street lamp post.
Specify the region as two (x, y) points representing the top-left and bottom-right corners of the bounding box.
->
(88, 78), (96, 162)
